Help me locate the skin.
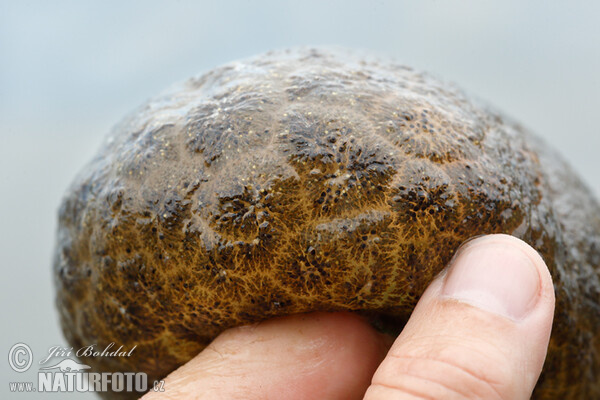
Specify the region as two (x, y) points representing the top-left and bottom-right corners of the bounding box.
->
(141, 235), (556, 400)
(54, 48), (600, 399)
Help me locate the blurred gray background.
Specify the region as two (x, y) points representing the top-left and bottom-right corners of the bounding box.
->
(1, 1), (599, 398)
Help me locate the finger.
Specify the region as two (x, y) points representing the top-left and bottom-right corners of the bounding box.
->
(364, 234), (555, 400)
(143, 311), (391, 400)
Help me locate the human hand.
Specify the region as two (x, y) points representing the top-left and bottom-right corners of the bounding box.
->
(142, 234), (555, 400)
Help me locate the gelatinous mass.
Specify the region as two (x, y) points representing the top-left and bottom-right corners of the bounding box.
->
(54, 48), (600, 399)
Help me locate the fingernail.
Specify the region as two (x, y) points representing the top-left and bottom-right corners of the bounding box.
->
(441, 236), (541, 320)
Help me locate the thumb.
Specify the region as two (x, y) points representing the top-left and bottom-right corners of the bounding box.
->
(365, 234), (555, 400)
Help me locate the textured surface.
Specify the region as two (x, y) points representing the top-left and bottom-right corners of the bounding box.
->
(54, 48), (600, 398)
